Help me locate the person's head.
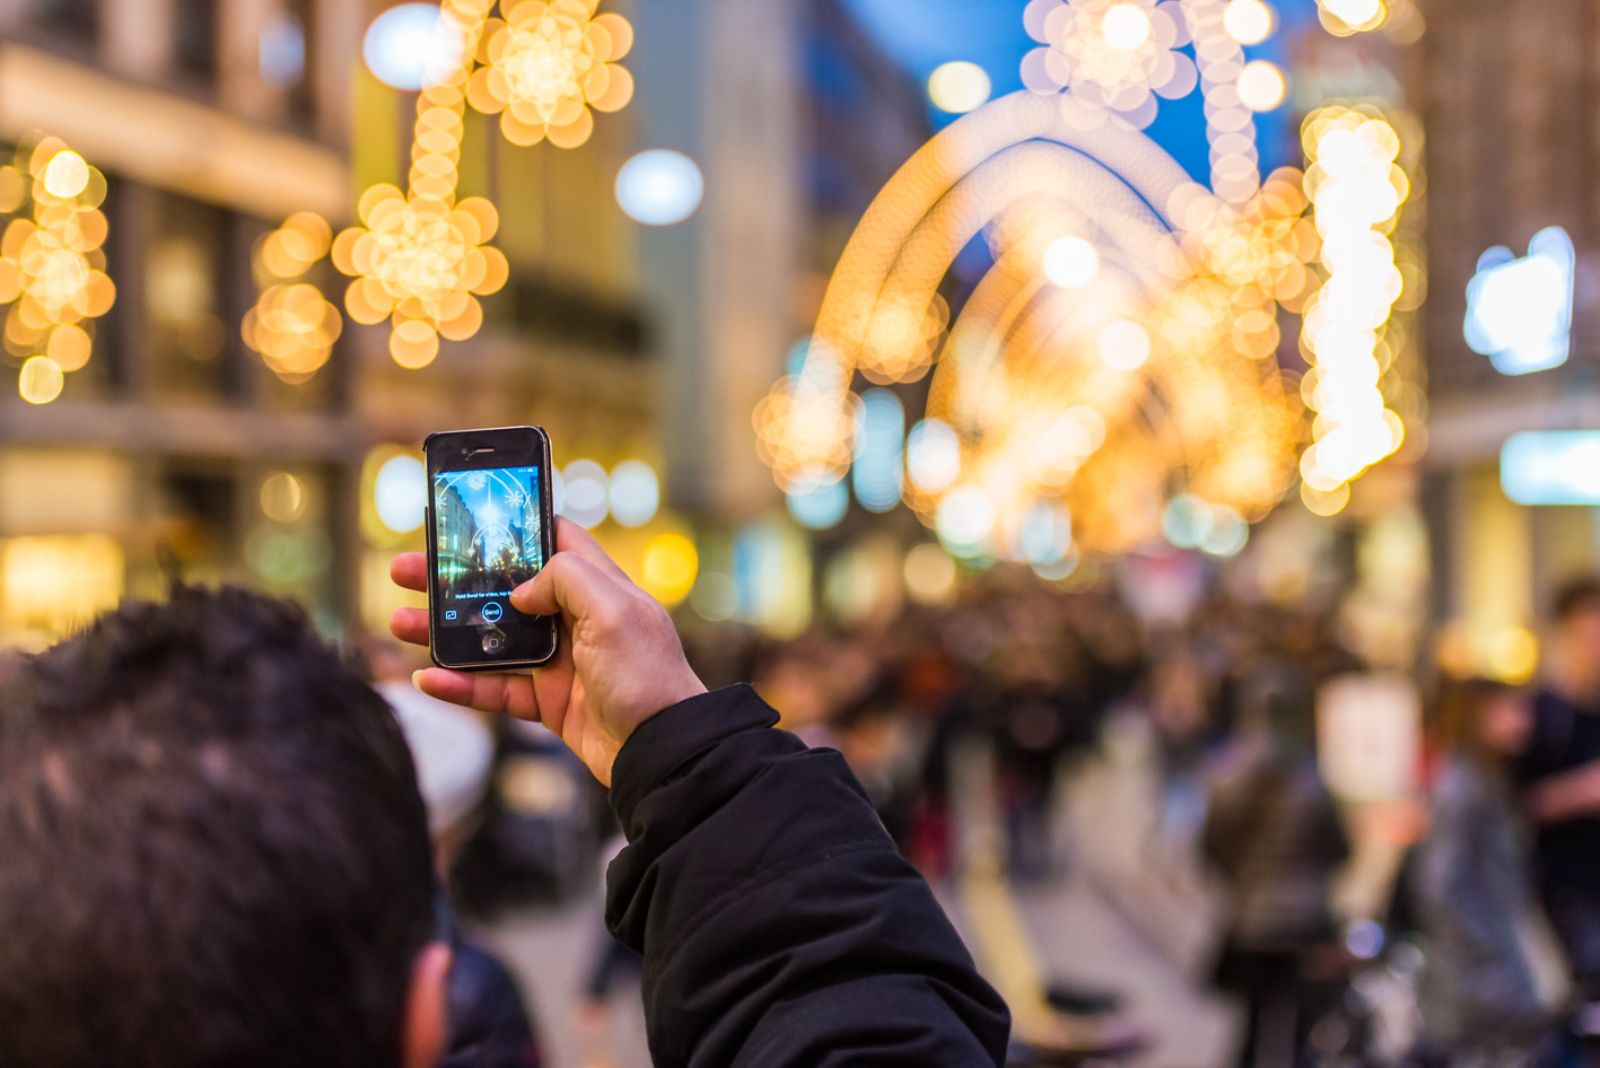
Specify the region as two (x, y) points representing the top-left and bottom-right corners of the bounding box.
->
(1553, 576), (1600, 695)
(1433, 676), (1531, 764)
(1235, 657), (1318, 755)
(0, 586), (450, 1068)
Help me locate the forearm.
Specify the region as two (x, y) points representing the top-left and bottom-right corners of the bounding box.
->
(605, 686), (1009, 1068)
(1525, 761), (1600, 823)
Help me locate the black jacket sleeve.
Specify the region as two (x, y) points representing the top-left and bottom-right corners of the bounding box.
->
(605, 685), (1010, 1067)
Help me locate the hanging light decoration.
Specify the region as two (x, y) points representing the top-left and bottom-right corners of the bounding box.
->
(244, 211), (344, 383)
(0, 137), (115, 404)
(333, 0), (510, 369)
(467, 0), (635, 149)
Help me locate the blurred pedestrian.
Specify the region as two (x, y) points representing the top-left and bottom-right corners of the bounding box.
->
(1203, 659), (1351, 1068)
(1409, 678), (1550, 1064)
(1516, 578), (1600, 1002)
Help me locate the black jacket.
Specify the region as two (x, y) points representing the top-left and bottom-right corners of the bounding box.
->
(606, 685), (1010, 1066)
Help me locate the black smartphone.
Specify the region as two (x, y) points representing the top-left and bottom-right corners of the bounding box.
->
(424, 425), (559, 670)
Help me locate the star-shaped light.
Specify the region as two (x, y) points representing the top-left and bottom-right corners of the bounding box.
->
(467, 0), (634, 149)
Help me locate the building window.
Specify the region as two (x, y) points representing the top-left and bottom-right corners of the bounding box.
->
(173, 0), (217, 82)
(31, 0), (97, 38)
(144, 194), (233, 400)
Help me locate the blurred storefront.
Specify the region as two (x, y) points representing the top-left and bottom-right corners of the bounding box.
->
(0, 0), (655, 645)
(1417, 0), (1600, 681)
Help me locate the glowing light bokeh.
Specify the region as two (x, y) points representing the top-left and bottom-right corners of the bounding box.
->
(560, 459), (609, 528)
(0, 138), (115, 405)
(364, 3), (466, 90)
(928, 61), (993, 114)
(1024, 0), (1198, 129)
(1235, 59), (1286, 112)
(608, 459), (661, 527)
(467, 0), (634, 149)
(375, 453), (428, 533)
(1464, 226), (1574, 376)
(244, 212), (342, 383)
(615, 149), (704, 226)
(1221, 0), (1275, 44)
(335, 0), (508, 370)
(1297, 105), (1413, 494)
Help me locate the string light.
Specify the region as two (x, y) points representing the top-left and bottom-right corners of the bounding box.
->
(244, 212), (343, 383)
(0, 138), (115, 405)
(756, 92), (1306, 559)
(334, 0), (509, 370)
(1298, 105), (1411, 496)
(467, 0), (634, 149)
(1023, 0), (1198, 128)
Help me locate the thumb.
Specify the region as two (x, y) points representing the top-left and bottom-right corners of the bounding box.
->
(510, 552), (618, 624)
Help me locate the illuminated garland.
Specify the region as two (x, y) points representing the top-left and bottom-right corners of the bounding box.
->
(468, 0), (635, 148)
(332, 0), (509, 369)
(0, 138), (115, 405)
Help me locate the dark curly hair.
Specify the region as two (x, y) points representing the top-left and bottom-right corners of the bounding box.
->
(0, 586), (437, 1067)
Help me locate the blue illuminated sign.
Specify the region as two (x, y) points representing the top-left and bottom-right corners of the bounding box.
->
(1464, 226), (1576, 376)
(1500, 431), (1600, 505)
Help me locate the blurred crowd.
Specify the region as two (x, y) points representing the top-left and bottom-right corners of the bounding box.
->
(670, 571), (1600, 1068)
(9, 569), (1600, 1068)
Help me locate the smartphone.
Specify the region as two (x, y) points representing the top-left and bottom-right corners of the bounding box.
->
(424, 425), (559, 670)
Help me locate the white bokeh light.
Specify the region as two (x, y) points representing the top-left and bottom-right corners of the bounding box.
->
(363, 3), (464, 91)
(1043, 236), (1100, 289)
(616, 150), (704, 227)
(375, 454), (426, 533)
(561, 460), (609, 528)
(608, 460), (660, 528)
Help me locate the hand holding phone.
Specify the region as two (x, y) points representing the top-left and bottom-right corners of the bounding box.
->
(392, 510), (707, 786)
(425, 426), (559, 669)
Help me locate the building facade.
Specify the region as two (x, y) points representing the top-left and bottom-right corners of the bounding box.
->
(0, 0), (654, 644)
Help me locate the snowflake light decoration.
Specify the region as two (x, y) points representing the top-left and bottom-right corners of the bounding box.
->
(244, 212), (343, 383)
(467, 0), (634, 149)
(331, 186), (508, 369)
(0, 137), (116, 404)
(334, 0), (510, 369)
(1023, 0), (1198, 128)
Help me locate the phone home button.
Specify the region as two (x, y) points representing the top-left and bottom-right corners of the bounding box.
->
(481, 628), (507, 655)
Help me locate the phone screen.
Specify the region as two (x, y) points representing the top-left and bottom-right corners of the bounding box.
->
(432, 465), (544, 628)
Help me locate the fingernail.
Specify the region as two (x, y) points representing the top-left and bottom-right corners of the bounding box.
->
(411, 669), (426, 689)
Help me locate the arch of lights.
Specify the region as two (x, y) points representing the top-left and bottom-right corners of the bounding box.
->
(756, 0), (1419, 562)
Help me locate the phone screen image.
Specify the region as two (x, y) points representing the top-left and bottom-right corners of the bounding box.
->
(432, 465), (545, 629)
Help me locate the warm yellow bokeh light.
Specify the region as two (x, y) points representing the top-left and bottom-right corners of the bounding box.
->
(1, 137), (114, 395)
(1222, 0), (1276, 45)
(339, 0), (509, 369)
(1236, 60), (1286, 112)
(928, 61), (992, 114)
(903, 542), (957, 605)
(41, 150), (89, 199)
(640, 531), (699, 607)
(260, 472), (308, 523)
(1318, 0), (1386, 33)
(17, 355), (64, 404)
(467, 0), (634, 148)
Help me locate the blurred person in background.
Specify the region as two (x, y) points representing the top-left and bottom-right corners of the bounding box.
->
(1408, 678), (1551, 1066)
(1516, 578), (1600, 1011)
(1203, 659), (1351, 1068)
(366, 640), (547, 1068)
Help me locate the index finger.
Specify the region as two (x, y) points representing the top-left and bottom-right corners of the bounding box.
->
(511, 551), (627, 623)
(391, 552), (427, 593)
